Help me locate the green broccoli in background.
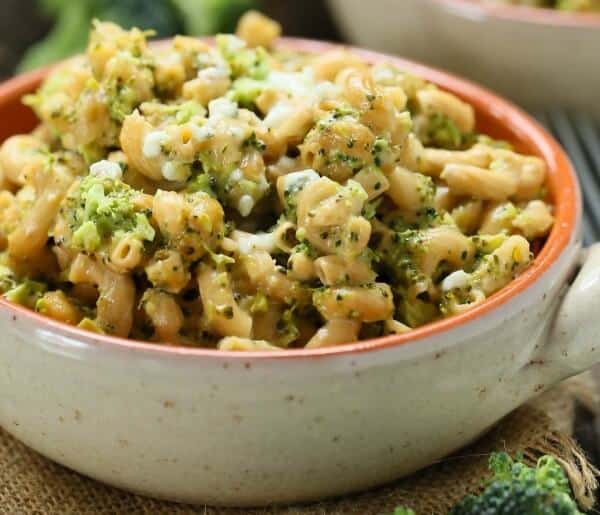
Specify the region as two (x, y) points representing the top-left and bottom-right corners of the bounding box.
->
(18, 0), (257, 72)
(392, 452), (584, 515)
(450, 452), (583, 515)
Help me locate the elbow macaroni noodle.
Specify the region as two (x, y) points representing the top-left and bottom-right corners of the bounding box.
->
(0, 13), (554, 350)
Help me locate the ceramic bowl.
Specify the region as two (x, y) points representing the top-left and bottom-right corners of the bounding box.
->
(327, 0), (600, 116)
(0, 39), (596, 507)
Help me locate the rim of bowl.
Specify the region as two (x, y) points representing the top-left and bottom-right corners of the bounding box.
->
(0, 37), (580, 360)
(432, 0), (600, 27)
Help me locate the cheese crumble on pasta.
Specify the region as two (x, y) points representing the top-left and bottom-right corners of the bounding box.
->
(0, 12), (555, 350)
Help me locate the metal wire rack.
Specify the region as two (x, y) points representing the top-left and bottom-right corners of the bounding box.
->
(535, 111), (600, 245)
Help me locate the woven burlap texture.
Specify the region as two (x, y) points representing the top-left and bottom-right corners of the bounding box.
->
(0, 373), (598, 515)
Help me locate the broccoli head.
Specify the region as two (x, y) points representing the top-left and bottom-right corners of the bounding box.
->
(449, 452), (583, 515)
(63, 174), (155, 253)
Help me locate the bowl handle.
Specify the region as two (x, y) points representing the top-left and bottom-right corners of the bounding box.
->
(544, 243), (600, 378)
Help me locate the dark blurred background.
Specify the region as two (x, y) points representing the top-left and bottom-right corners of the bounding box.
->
(0, 0), (341, 79)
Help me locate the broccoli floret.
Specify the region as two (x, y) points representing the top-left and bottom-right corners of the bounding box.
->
(418, 113), (474, 150)
(216, 34), (270, 79)
(229, 77), (265, 108)
(449, 453), (583, 515)
(185, 172), (217, 197)
(64, 175), (155, 252)
(5, 280), (47, 309)
(392, 508), (416, 515)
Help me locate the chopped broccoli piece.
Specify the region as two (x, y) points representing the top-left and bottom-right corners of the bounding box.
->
(5, 280), (47, 309)
(174, 101), (205, 125)
(392, 508), (416, 515)
(185, 172), (217, 197)
(249, 292), (269, 314)
(229, 77), (265, 107)
(72, 220), (102, 252)
(419, 113), (474, 150)
(64, 175), (155, 251)
(216, 34), (270, 79)
(449, 452), (583, 515)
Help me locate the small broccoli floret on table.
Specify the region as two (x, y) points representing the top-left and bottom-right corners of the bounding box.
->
(449, 452), (583, 515)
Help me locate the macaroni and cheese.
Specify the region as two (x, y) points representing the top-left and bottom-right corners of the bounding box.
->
(0, 12), (555, 350)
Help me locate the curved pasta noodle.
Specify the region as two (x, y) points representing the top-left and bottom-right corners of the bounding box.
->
(296, 177), (371, 257)
(142, 289), (184, 343)
(441, 163), (519, 201)
(416, 89), (475, 133)
(0, 135), (47, 186)
(8, 163), (73, 262)
(305, 319), (361, 348)
(512, 200), (554, 239)
(68, 253), (136, 336)
(421, 145), (491, 177)
(242, 250), (305, 303)
(314, 255), (375, 286)
(313, 283), (394, 323)
(197, 265), (252, 338)
(109, 235), (144, 272)
(145, 250), (190, 293)
(386, 166), (434, 215)
(120, 111), (165, 181)
(36, 290), (83, 325)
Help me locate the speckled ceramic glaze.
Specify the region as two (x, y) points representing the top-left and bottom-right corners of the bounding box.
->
(0, 39), (597, 507)
(327, 0), (600, 116)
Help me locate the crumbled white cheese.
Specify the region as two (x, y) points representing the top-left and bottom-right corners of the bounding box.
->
(229, 168), (243, 182)
(234, 231), (278, 255)
(227, 126), (247, 139)
(237, 194), (255, 217)
(143, 131), (169, 158)
(197, 65), (230, 81)
(224, 35), (246, 53)
(89, 160), (123, 180)
(372, 65), (395, 84)
(161, 161), (189, 182)
(266, 69), (315, 100)
(441, 270), (471, 292)
(279, 169), (320, 194)
(263, 101), (295, 129)
(314, 81), (341, 101)
(208, 98), (238, 120)
(264, 68), (339, 105)
(192, 124), (214, 141)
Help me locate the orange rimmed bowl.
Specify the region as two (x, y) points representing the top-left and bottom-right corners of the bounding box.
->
(0, 39), (596, 507)
(328, 0), (600, 116)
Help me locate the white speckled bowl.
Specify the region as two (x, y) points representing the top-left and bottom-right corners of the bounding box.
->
(0, 39), (597, 507)
(327, 0), (600, 116)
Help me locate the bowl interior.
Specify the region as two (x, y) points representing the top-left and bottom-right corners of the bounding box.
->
(0, 38), (580, 359)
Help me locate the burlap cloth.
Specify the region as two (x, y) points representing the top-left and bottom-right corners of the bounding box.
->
(1, 373), (599, 515)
